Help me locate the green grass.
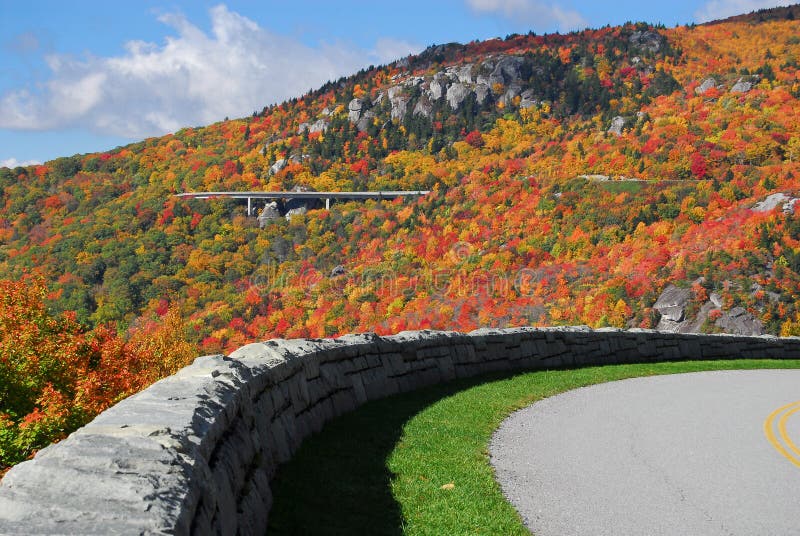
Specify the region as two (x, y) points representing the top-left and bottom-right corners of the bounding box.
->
(598, 180), (643, 194)
(266, 359), (800, 535)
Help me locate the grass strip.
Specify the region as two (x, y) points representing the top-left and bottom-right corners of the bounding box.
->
(267, 359), (800, 535)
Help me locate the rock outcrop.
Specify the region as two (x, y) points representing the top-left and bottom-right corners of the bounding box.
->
(730, 77), (753, 93)
(284, 206), (307, 220)
(427, 76), (445, 100)
(695, 77), (718, 94)
(519, 89), (537, 108)
(269, 159), (287, 175)
(653, 285), (692, 331)
(752, 192), (799, 214)
(297, 119), (328, 134)
(345, 52), (535, 128)
(446, 82), (470, 109)
(257, 202), (281, 228)
(355, 110), (376, 132)
(413, 98), (433, 118)
(629, 30), (663, 53)
(348, 98), (365, 122)
(608, 116), (625, 136)
(715, 307), (764, 336)
(653, 284), (765, 335)
(387, 86), (408, 120)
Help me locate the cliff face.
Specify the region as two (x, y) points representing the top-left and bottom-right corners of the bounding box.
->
(652, 284), (764, 336)
(291, 27), (676, 153)
(347, 32), (665, 124)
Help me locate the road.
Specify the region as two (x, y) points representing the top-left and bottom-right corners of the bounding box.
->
(490, 370), (800, 536)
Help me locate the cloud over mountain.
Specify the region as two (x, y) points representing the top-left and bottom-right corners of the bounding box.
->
(0, 157), (40, 169)
(465, 0), (588, 32)
(695, 0), (795, 22)
(0, 5), (420, 140)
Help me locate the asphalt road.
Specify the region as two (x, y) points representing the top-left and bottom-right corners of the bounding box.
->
(490, 370), (800, 536)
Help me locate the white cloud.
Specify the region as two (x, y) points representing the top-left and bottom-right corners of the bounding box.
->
(371, 38), (420, 64)
(695, 0), (794, 22)
(466, 0), (588, 32)
(1, 157), (41, 169)
(0, 5), (422, 139)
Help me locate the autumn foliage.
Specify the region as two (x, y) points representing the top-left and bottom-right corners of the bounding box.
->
(0, 276), (195, 472)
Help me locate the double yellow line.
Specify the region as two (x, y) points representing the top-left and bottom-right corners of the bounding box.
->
(764, 400), (800, 469)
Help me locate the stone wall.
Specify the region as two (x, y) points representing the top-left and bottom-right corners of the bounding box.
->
(1, 327), (798, 534)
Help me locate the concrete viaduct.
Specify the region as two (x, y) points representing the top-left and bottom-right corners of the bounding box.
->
(175, 190), (431, 215)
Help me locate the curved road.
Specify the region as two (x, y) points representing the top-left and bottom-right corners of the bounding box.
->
(490, 370), (800, 536)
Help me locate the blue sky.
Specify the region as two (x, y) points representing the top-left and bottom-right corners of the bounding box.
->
(0, 0), (793, 167)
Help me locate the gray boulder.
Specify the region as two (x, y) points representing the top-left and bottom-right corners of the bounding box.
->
(476, 73), (501, 87)
(655, 283), (765, 336)
(428, 79), (444, 100)
(257, 202), (281, 228)
(653, 285), (692, 331)
(309, 119), (328, 133)
(446, 83), (469, 109)
(629, 30), (663, 53)
(284, 206), (307, 221)
(348, 98), (364, 122)
(403, 76), (425, 88)
(519, 89), (537, 108)
(695, 77), (718, 95)
(490, 56), (524, 86)
(297, 119), (328, 134)
(451, 64), (474, 84)
(356, 110), (376, 132)
(654, 284), (720, 334)
(752, 192), (792, 212)
(387, 86), (408, 120)
(730, 77), (752, 93)
(269, 159), (287, 175)
(608, 116), (625, 136)
(715, 307), (764, 336)
(413, 98), (433, 118)
(475, 83), (491, 105)
(499, 84), (522, 106)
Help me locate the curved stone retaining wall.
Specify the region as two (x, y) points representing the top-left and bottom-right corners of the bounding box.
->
(1, 327), (799, 534)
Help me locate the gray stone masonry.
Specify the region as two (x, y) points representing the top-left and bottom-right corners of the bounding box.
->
(1, 328), (799, 534)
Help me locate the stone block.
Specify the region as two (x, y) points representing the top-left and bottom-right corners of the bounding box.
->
(349, 372), (368, 404)
(303, 355), (321, 379)
(330, 389), (358, 416)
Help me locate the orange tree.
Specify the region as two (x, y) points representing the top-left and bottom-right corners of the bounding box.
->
(0, 276), (96, 468)
(0, 276), (196, 471)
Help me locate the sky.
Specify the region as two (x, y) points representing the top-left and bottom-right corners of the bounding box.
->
(0, 0), (794, 167)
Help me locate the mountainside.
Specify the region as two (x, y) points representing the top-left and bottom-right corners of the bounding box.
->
(2, 7), (800, 466)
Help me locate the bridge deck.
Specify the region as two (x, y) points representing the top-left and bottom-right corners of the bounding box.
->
(175, 190), (430, 200)
(175, 190), (430, 215)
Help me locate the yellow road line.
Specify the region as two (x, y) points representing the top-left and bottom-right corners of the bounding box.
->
(778, 405), (800, 458)
(764, 400), (800, 469)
